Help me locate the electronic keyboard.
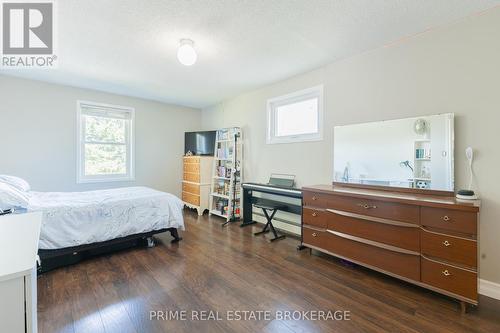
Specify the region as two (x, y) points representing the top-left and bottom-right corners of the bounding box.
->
(241, 182), (302, 198)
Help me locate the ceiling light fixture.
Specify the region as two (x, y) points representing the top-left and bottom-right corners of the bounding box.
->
(177, 39), (197, 66)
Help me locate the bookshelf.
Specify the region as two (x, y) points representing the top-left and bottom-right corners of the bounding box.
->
(413, 139), (431, 189)
(209, 127), (242, 224)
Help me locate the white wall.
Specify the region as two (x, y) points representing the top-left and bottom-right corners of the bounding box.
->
(201, 8), (500, 284)
(0, 75), (201, 196)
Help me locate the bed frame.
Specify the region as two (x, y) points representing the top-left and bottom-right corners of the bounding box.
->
(38, 227), (181, 273)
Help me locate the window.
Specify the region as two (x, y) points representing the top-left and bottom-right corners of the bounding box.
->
(267, 85), (323, 144)
(77, 101), (135, 183)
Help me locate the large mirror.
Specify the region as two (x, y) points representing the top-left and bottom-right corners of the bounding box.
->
(334, 113), (454, 192)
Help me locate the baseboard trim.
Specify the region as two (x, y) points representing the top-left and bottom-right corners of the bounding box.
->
(479, 279), (500, 300)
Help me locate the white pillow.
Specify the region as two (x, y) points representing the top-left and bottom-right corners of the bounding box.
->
(0, 182), (30, 209)
(0, 175), (31, 192)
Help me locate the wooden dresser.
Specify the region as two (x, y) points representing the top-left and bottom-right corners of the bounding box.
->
(182, 156), (214, 215)
(302, 184), (480, 310)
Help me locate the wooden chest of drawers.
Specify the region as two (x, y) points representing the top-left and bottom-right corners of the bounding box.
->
(302, 184), (480, 307)
(182, 156), (213, 215)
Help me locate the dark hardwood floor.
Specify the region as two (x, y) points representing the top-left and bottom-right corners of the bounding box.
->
(38, 209), (500, 333)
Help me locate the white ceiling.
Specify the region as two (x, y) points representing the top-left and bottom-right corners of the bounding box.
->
(2, 0), (499, 108)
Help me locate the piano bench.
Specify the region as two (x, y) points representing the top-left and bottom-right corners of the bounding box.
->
(253, 202), (287, 242)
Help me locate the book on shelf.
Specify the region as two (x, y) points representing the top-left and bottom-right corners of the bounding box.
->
(216, 128), (232, 141)
(415, 148), (431, 159)
(216, 165), (233, 178)
(213, 197), (241, 217)
(216, 146), (233, 159)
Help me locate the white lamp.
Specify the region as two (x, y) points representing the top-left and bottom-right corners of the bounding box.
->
(177, 39), (197, 66)
(456, 147), (478, 200)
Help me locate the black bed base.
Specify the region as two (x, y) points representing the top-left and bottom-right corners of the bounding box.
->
(38, 227), (181, 274)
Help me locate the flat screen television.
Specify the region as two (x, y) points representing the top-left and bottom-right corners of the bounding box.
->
(184, 131), (217, 156)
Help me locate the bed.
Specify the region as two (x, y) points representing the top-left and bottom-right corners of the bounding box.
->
(0, 177), (184, 273)
(30, 186), (184, 272)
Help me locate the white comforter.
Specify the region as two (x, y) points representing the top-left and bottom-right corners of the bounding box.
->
(28, 186), (184, 250)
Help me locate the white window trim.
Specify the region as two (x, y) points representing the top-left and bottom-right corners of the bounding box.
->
(76, 100), (135, 184)
(266, 85), (324, 144)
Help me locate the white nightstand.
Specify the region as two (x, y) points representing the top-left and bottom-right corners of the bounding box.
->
(0, 212), (42, 333)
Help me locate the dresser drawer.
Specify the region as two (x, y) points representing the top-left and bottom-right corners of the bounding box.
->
(182, 191), (200, 206)
(326, 209), (420, 252)
(184, 163), (200, 173)
(421, 207), (477, 235)
(303, 227), (326, 249)
(303, 208), (328, 228)
(421, 229), (477, 268)
(182, 182), (200, 195)
(303, 191), (331, 208)
(315, 193), (419, 224)
(421, 257), (477, 301)
(183, 172), (200, 183)
(183, 156), (200, 163)
(322, 230), (420, 281)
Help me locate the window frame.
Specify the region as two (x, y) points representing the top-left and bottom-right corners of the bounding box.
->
(76, 100), (135, 184)
(266, 85), (324, 144)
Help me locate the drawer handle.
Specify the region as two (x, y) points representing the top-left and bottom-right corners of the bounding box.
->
(312, 232), (317, 237)
(442, 215), (451, 221)
(443, 240), (451, 247)
(312, 212), (318, 217)
(357, 203), (377, 209)
(442, 270), (451, 277)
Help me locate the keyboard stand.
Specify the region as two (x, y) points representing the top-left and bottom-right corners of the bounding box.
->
(253, 202), (286, 242)
(241, 182), (309, 248)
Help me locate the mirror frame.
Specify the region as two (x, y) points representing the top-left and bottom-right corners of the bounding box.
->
(333, 114), (455, 197)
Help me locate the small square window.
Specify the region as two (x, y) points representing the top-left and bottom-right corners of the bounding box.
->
(267, 85), (323, 144)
